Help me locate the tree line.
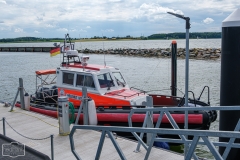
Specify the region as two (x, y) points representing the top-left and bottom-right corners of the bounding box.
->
(0, 32), (221, 42)
(148, 32), (221, 39)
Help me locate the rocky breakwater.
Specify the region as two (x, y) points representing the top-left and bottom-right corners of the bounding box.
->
(78, 48), (221, 60)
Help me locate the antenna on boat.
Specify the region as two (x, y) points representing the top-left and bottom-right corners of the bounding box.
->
(79, 33), (83, 58)
(102, 33), (106, 67)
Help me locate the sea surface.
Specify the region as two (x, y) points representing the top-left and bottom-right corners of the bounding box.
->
(0, 39), (221, 159)
(0, 38), (221, 49)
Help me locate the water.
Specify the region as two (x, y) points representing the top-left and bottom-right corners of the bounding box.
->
(0, 39), (221, 49)
(0, 39), (221, 159)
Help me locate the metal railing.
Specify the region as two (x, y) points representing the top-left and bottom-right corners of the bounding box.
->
(69, 123), (240, 160)
(69, 105), (240, 160)
(128, 106), (240, 160)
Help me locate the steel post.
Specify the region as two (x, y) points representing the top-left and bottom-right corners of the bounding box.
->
(3, 117), (6, 136)
(51, 134), (54, 160)
(10, 89), (19, 111)
(146, 96), (153, 146)
(82, 87), (89, 125)
(19, 78), (25, 109)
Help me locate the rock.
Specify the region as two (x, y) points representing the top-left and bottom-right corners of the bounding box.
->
(190, 53), (196, 57)
(202, 54), (210, 58)
(180, 55), (185, 58)
(196, 53), (202, 58)
(178, 52), (183, 56)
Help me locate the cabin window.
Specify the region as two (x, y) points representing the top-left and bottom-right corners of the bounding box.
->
(113, 72), (126, 87)
(63, 72), (74, 85)
(97, 73), (115, 88)
(76, 74), (95, 88)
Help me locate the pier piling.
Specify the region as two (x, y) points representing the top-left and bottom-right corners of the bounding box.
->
(219, 8), (240, 159)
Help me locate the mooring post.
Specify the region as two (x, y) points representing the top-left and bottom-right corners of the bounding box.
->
(19, 78), (25, 109)
(10, 88), (20, 111)
(146, 96), (153, 146)
(171, 40), (177, 96)
(219, 8), (240, 159)
(58, 96), (70, 135)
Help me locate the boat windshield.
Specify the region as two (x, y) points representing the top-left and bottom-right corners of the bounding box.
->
(76, 74), (95, 88)
(112, 72), (126, 87)
(97, 73), (115, 88)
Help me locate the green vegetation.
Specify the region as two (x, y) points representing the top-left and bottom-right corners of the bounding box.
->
(0, 37), (65, 43)
(0, 32), (221, 43)
(148, 32), (221, 39)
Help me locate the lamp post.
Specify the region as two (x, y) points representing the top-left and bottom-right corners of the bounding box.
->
(167, 11), (191, 158)
(167, 11), (190, 108)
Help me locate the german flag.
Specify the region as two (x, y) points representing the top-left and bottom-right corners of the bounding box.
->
(50, 47), (60, 57)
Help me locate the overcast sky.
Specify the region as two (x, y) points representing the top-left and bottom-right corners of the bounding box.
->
(0, 0), (239, 38)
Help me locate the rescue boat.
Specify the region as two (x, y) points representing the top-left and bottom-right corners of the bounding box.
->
(15, 34), (217, 140)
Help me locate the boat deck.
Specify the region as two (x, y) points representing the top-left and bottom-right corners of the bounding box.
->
(0, 104), (185, 160)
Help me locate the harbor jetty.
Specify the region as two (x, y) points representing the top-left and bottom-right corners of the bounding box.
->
(0, 104), (185, 160)
(0, 47), (56, 52)
(80, 47), (221, 59)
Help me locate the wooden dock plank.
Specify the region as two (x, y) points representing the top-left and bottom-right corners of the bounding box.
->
(0, 104), (185, 159)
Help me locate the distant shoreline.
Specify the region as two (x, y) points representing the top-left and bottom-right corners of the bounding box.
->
(0, 38), (221, 44)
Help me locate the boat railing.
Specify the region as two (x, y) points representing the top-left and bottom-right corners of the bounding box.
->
(130, 87), (147, 94)
(177, 91), (197, 107)
(197, 86), (210, 105)
(105, 89), (146, 99)
(34, 87), (58, 104)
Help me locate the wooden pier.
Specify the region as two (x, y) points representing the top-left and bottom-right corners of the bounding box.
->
(0, 47), (56, 52)
(0, 104), (185, 159)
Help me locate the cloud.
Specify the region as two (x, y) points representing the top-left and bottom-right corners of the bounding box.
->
(57, 28), (68, 32)
(34, 30), (40, 33)
(108, 0), (122, 2)
(101, 29), (114, 32)
(45, 24), (56, 28)
(203, 18), (214, 24)
(79, 29), (87, 32)
(0, 0), (239, 38)
(134, 3), (184, 22)
(0, 0), (6, 4)
(69, 29), (77, 32)
(14, 28), (23, 32)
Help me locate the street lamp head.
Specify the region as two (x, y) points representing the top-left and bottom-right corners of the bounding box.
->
(167, 11), (190, 29)
(167, 12), (185, 19)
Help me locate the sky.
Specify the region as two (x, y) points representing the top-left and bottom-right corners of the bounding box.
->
(0, 0), (239, 38)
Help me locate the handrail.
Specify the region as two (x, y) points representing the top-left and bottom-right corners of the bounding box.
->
(198, 86), (210, 105)
(128, 106), (240, 159)
(177, 90), (197, 107)
(69, 122), (240, 160)
(130, 87), (146, 93)
(105, 90), (145, 99)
